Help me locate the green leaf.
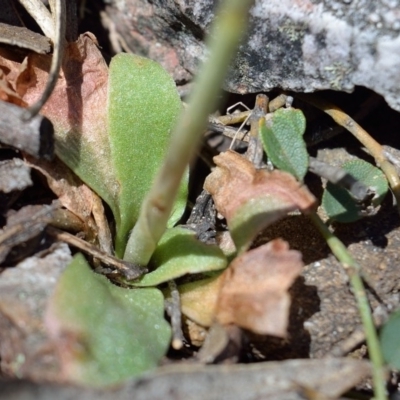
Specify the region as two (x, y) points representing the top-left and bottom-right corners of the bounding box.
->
(380, 308), (400, 369)
(321, 159), (388, 223)
(229, 196), (295, 254)
(46, 253), (171, 387)
(130, 227), (227, 287)
(108, 53), (187, 256)
(49, 43), (187, 258)
(259, 108), (308, 181)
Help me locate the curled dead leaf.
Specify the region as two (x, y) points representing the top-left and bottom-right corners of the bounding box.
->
(204, 151), (316, 252)
(215, 239), (303, 337)
(25, 155), (113, 254)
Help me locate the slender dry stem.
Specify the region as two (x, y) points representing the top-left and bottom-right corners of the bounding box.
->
(124, 0), (255, 265)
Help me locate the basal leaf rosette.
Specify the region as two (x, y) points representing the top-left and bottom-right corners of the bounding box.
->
(19, 35), (187, 257)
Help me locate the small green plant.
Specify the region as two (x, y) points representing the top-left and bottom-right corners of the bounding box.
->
(46, 0), (254, 387)
(210, 93), (393, 400)
(27, 1), (398, 397)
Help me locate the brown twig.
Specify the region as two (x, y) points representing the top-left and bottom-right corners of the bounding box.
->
(46, 226), (145, 280)
(215, 110), (252, 126)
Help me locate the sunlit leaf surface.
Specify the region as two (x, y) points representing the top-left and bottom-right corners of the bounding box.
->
(259, 108), (308, 181)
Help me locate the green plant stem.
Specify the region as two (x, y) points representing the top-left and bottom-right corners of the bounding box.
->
(297, 94), (400, 214)
(123, 0), (255, 265)
(309, 211), (387, 400)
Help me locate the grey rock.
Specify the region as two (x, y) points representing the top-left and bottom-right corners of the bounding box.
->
(0, 159), (32, 193)
(106, 0), (400, 111)
(0, 359), (370, 400)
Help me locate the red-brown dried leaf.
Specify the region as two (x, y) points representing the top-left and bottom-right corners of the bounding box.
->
(0, 34), (114, 254)
(205, 150), (316, 221)
(3, 34), (118, 211)
(204, 151), (316, 252)
(0, 47), (36, 106)
(215, 239), (303, 337)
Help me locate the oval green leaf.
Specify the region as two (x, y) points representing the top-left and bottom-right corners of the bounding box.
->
(46, 253), (171, 387)
(108, 53), (187, 256)
(321, 159), (388, 223)
(130, 227), (227, 287)
(259, 108), (308, 181)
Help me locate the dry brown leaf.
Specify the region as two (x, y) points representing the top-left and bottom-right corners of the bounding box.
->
(177, 275), (224, 327)
(0, 68), (25, 106)
(0, 48), (31, 105)
(20, 32), (107, 132)
(25, 155), (113, 254)
(204, 151), (316, 252)
(0, 36), (113, 254)
(0, 33), (116, 210)
(215, 238), (303, 337)
(20, 33), (116, 202)
(26, 156), (94, 219)
(205, 150), (316, 221)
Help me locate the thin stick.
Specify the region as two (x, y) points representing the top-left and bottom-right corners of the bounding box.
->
(207, 122), (250, 143)
(308, 157), (369, 202)
(217, 110), (251, 126)
(22, 0), (66, 120)
(229, 114), (251, 150)
(268, 93), (288, 112)
(47, 226), (145, 280)
(124, 0), (255, 265)
(297, 94), (400, 213)
(309, 211), (388, 400)
(245, 94), (268, 167)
